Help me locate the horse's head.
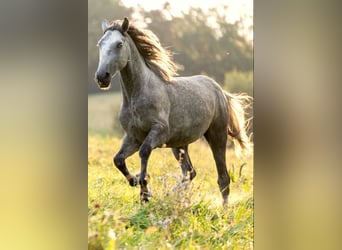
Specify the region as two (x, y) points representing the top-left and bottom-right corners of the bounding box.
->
(95, 18), (130, 90)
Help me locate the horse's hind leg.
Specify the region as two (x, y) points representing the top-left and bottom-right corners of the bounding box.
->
(172, 146), (196, 181)
(205, 128), (230, 205)
(113, 134), (141, 186)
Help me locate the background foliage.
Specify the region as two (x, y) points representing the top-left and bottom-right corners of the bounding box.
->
(88, 0), (253, 95)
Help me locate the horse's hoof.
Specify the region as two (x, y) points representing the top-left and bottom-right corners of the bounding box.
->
(128, 176), (138, 186)
(140, 196), (150, 203)
(189, 169), (197, 180)
(140, 190), (152, 203)
(181, 176), (190, 183)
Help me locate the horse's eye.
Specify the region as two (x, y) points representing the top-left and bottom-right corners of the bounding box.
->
(117, 42), (123, 48)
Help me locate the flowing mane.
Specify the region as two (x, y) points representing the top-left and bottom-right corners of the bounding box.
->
(105, 20), (181, 82)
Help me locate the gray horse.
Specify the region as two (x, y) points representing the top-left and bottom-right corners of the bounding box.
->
(95, 17), (251, 205)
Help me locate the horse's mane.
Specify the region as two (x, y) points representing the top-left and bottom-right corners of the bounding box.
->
(106, 20), (181, 82)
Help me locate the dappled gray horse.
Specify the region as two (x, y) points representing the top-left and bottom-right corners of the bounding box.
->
(95, 18), (251, 204)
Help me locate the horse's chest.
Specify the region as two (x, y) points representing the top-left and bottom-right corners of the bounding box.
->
(119, 103), (151, 140)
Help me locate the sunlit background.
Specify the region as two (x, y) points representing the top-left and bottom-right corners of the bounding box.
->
(123, 0), (253, 39)
(88, 0), (253, 95)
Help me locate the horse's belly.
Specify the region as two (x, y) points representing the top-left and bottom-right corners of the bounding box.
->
(165, 135), (201, 148)
(166, 120), (211, 147)
(166, 105), (214, 147)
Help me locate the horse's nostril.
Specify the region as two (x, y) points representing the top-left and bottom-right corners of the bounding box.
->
(95, 71), (110, 82)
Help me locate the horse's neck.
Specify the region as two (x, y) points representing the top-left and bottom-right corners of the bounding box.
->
(120, 38), (152, 100)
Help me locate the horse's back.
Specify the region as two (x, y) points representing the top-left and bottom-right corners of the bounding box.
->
(170, 75), (224, 100)
(170, 75), (226, 110)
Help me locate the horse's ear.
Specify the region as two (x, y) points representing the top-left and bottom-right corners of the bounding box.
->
(101, 19), (110, 32)
(122, 17), (129, 33)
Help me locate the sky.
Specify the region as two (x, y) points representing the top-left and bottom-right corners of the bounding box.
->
(122, 0), (253, 40)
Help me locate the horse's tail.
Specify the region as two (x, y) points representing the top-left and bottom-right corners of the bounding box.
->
(224, 91), (253, 155)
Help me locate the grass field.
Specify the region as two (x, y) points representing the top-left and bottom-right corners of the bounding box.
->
(88, 93), (253, 249)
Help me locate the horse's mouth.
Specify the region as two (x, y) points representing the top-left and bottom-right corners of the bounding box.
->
(97, 81), (111, 90)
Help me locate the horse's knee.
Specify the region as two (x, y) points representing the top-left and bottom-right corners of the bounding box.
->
(113, 153), (124, 167)
(139, 144), (152, 159)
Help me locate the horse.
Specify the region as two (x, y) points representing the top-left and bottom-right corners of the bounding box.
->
(95, 17), (252, 205)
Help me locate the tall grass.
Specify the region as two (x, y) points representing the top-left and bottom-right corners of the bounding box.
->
(88, 135), (253, 249)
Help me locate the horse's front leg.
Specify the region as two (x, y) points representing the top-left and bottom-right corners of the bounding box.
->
(113, 134), (141, 186)
(139, 123), (168, 202)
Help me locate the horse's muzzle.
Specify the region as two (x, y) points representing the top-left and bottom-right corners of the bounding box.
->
(95, 71), (111, 89)
(97, 80), (111, 90)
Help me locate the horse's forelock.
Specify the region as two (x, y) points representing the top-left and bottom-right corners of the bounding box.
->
(104, 20), (126, 35)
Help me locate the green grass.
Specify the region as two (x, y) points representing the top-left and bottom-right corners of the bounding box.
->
(88, 135), (253, 249)
(88, 92), (253, 249)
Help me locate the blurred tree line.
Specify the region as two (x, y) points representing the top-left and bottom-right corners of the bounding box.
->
(88, 0), (253, 95)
